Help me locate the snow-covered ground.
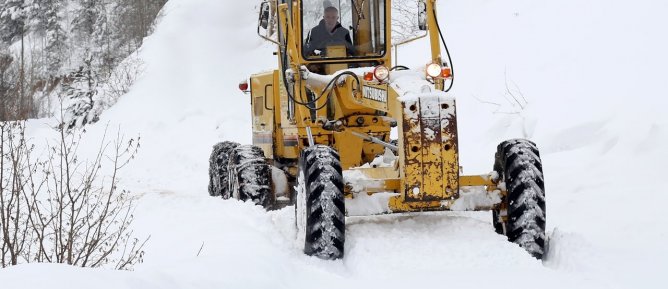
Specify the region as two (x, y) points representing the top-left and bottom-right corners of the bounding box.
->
(2, 0), (667, 288)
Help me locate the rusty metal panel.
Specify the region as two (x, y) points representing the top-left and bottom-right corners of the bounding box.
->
(419, 97), (445, 201)
(400, 95), (459, 202)
(401, 98), (426, 201)
(439, 98), (459, 199)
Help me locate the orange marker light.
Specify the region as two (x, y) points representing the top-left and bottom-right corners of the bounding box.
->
(441, 67), (452, 79)
(364, 72), (374, 81)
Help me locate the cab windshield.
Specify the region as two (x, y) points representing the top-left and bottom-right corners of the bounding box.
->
(301, 0), (386, 60)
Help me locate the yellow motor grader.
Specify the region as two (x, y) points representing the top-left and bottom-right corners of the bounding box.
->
(208, 0), (546, 260)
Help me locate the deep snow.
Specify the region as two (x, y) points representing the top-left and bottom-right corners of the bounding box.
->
(2, 0), (667, 288)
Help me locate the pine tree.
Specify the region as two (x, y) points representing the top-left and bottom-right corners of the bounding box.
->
(29, 0), (68, 76)
(113, 0), (167, 55)
(71, 0), (99, 46)
(112, 0), (134, 56)
(92, 3), (115, 75)
(31, 0), (49, 37)
(0, 52), (16, 120)
(0, 0), (38, 119)
(0, 0), (27, 44)
(0, 0), (169, 122)
(44, 0), (68, 75)
(62, 56), (99, 129)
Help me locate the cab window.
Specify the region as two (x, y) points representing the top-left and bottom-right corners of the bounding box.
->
(301, 0), (386, 60)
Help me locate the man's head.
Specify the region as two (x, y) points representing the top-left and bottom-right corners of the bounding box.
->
(323, 6), (339, 31)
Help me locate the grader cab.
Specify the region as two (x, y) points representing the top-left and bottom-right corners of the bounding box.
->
(208, 0), (546, 260)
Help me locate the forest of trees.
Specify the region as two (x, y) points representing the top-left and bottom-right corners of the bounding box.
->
(0, 0), (167, 126)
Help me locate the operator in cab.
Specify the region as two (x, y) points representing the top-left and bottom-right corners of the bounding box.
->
(304, 5), (355, 57)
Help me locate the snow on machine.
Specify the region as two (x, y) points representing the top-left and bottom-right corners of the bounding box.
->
(208, 0), (546, 260)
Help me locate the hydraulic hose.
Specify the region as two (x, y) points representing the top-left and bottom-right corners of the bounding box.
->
(433, 5), (455, 92)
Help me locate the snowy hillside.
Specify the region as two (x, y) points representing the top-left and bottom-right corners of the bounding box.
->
(2, 0), (667, 288)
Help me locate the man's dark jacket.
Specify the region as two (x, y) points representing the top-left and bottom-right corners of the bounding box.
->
(304, 20), (355, 56)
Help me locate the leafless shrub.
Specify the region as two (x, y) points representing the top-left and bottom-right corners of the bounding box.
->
(0, 119), (147, 270)
(104, 56), (144, 105)
(472, 70), (529, 115)
(0, 121), (34, 267)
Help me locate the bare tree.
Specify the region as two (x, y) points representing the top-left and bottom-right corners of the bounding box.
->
(0, 117), (147, 270)
(0, 121), (34, 266)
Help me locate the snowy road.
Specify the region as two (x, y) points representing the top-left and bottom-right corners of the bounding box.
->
(2, 0), (667, 288)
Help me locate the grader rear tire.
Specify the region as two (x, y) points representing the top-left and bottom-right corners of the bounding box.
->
(295, 145), (345, 260)
(208, 141), (240, 198)
(493, 139), (546, 259)
(228, 145), (273, 209)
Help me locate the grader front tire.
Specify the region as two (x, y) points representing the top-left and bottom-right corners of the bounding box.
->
(493, 139), (546, 259)
(295, 145), (345, 260)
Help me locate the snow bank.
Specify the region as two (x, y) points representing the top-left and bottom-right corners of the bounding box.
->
(3, 0), (668, 288)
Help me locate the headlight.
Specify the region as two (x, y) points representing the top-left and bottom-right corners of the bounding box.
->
(373, 65), (390, 82)
(426, 63), (442, 78)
